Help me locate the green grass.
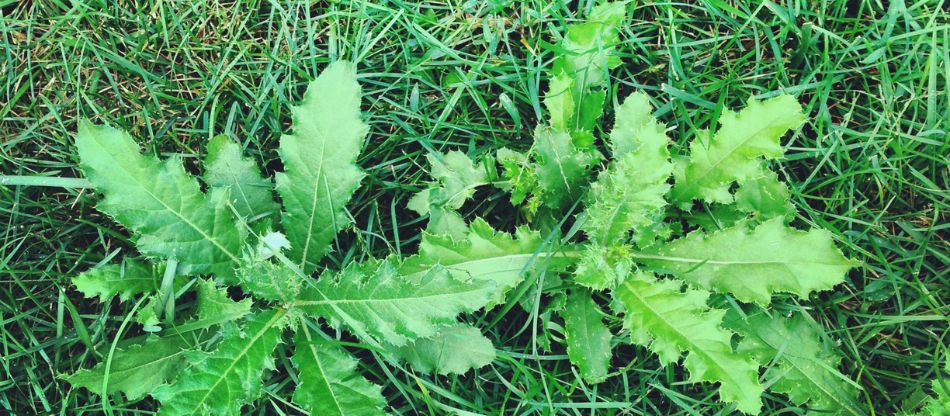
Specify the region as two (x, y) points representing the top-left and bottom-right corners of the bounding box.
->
(1, 0), (947, 414)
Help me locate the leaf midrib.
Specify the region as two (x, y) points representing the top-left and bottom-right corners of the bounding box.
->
(620, 280), (756, 402)
(95, 141), (239, 264)
(186, 309), (284, 415)
(300, 324), (346, 416)
(293, 285), (489, 306)
(752, 331), (864, 416)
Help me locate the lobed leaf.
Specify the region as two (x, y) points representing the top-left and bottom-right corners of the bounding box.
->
(392, 323), (496, 375)
(726, 310), (864, 415)
(495, 147), (538, 210)
(193, 279), (253, 323)
(408, 150), (487, 215)
(671, 95), (805, 205)
(534, 126), (600, 209)
(203, 134), (279, 223)
(399, 218), (564, 306)
(75, 121), (244, 278)
(276, 61), (369, 274)
(65, 280), (250, 401)
(296, 260), (494, 346)
(613, 272), (763, 414)
(153, 309), (286, 415)
(562, 289), (612, 383)
(408, 150), (489, 239)
(63, 335), (194, 401)
(734, 171), (796, 222)
(583, 91), (672, 246)
(641, 217), (858, 305)
(292, 323), (387, 416)
(73, 259), (157, 302)
(573, 244), (632, 290)
(547, 2), (626, 133)
(237, 259), (303, 303)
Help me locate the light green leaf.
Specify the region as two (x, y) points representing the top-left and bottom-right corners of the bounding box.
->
(292, 323), (387, 416)
(65, 280), (249, 401)
(535, 126), (599, 209)
(204, 134), (278, 223)
(726, 310), (864, 415)
(276, 61), (369, 273)
(64, 334), (194, 401)
(73, 259), (156, 302)
(562, 290), (612, 384)
(671, 95), (805, 205)
(392, 323), (495, 375)
(575, 92), (671, 290)
(735, 171), (796, 222)
(583, 91), (672, 246)
(613, 272), (763, 414)
(640, 217), (858, 305)
(399, 218), (565, 306)
(296, 260), (494, 346)
(154, 309), (286, 416)
(548, 2), (626, 133)
(75, 121), (243, 278)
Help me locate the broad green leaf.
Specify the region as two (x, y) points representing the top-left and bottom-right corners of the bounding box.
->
(726, 310), (864, 415)
(562, 290), (612, 383)
(614, 272), (763, 413)
(392, 323), (495, 375)
(203, 134), (278, 223)
(576, 92), (671, 290)
(65, 281), (249, 400)
(154, 309), (286, 415)
(671, 95), (805, 205)
(735, 171), (795, 222)
(399, 218), (566, 306)
(276, 61), (368, 273)
(73, 259), (156, 302)
(63, 335), (193, 401)
(535, 126), (600, 209)
(583, 92), (672, 245)
(75, 121), (243, 278)
(296, 260), (494, 346)
(237, 260), (302, 302)
(292, 323), (386, 416)
(548, 2), (626, 133)
(641, 217), (858, 305)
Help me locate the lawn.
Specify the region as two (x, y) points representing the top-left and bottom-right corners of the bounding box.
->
(1, 0), (948, 414)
